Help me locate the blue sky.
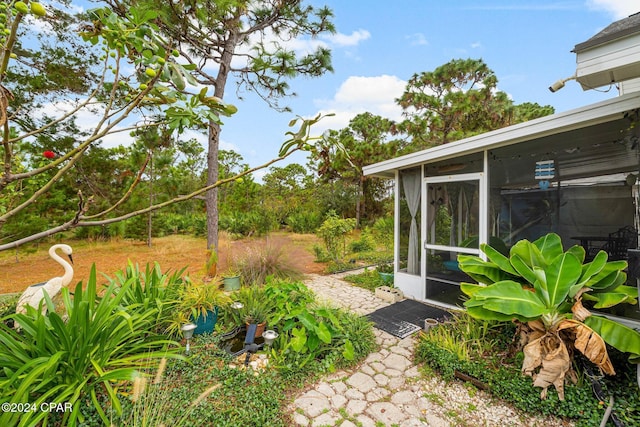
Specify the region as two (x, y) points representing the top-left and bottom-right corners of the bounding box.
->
(208, 0), (639, 177)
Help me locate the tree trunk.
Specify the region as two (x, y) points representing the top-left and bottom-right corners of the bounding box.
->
(205, 27), (238, 252)
(206, 123), (220, 251)
(147, 151), (153, 248)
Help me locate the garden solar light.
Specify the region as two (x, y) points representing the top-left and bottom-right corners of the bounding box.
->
(181, 323), (197, 354)
(262, 330), (278, 346)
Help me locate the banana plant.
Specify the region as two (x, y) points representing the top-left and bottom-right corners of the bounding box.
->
(458, 233), (640, 400)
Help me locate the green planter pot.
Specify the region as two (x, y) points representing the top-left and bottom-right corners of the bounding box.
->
(223, 275), (241, 291)
(192, 307), (219, 335)
(378, 272), (394, 285)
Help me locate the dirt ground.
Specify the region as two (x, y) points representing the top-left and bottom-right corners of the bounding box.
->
(0, 232), (326, 295)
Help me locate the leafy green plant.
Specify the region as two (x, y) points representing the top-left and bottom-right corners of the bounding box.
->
(263, 280), (363, 374)
(232, 285), (273, 325)
(0, 266), (181, 426)
(0, 294), (18, 327)
(343, 268), (386, 291)
(348, 233), (375, 253)
(286, 210), (322, 233)
(109, 261), (184, 334)
(419, 312), (503, 362)
(416, 315), (640, 425)
(316, 212), (357, 260)
(458, 233), (640, 400)
(371, 216), (394, 250)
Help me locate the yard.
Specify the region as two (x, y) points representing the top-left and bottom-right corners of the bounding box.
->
(0, 233), (325, 295)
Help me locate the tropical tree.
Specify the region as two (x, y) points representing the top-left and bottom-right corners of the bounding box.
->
(108, 0), (336, 252)
(397, 58), (554, 150)
(459, 233), (640, 400)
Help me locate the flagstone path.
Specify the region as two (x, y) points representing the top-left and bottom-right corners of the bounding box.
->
(288, 272), (574, 427)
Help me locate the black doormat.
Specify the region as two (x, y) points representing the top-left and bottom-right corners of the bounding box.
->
(366, 299), (451, 339)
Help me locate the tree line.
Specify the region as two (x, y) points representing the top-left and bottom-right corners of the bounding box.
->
(0, 1), (554, 251)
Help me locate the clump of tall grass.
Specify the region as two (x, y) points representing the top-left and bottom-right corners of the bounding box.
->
(118, 357), (220, 427)
(419, 311), (503, 361)
(235, 241), (302, 285)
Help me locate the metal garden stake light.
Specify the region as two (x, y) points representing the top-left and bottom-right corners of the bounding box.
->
(262, 330), (278, 347)
(181, 323), (197, 354)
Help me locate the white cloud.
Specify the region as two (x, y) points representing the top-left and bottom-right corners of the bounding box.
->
(322, 29), (371, 47)
(586, 0), (639, 18)
(406, 33), (428, 46)
(470, 41), (482, 49)
(311, 74), (406, 133)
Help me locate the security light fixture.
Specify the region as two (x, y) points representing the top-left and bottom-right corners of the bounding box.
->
(549, 75), (576, 93)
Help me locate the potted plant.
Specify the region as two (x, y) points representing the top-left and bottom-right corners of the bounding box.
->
(458, 233), (640, 400)
(233, 286), (271, 337)
(167, 278), (231, 336)
(376, 263), (394, 284)
(222, 268), (241, 291)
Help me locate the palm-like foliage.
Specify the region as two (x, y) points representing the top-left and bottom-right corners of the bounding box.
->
(459, 233), (640, 400)
(0, 266), (181, 426)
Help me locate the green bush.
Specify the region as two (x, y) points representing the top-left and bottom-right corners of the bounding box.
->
(264, 280), (376, 379)
(316, 212), (356, 260)
(371, 216), (394, 250)
(220, 210), (278, 237)
(0, 266), (181, 426)
(348, 233), (375, 253)
(286, 210), (322, 233)
(108, 262), (185, 334)
(343, 268), (386, 291)
(415, 315), (640, 425)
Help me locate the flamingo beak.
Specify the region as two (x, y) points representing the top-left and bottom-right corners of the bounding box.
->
(68, 254), (74, 265)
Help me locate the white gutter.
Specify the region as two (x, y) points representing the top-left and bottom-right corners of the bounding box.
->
(363, 91), (640, 177)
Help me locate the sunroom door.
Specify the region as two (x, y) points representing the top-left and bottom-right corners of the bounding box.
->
(423, 173), (486, 307)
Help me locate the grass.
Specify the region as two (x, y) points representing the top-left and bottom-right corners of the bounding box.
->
(342, 268), (388, 291)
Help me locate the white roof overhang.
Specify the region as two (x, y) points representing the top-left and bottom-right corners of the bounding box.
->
(363, 91), (640, 179)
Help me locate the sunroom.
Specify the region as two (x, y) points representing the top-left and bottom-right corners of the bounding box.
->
(363, 91), (640, 326)
(364, 11), (640, 326)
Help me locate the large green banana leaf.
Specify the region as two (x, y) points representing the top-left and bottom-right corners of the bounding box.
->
(584, 315), (640, 364)
(468, 280), (547, 318)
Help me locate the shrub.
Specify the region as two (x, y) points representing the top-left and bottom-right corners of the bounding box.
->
(235, 241), (303, 285)
(371, 216), (394, 249)
(415, 314), (640, 425)
(0, 266), (181, 426)
(343, 268), (386, 291)
(264, 280), (375, 379)
(316, 212), (356, 260)
(286, 210), (322, 233)
(348, 232), (375, 253)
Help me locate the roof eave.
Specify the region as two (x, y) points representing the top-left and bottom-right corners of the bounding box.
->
(363, 91), (640, 178)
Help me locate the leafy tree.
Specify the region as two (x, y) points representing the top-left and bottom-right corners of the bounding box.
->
(262, 163), (314, 225)
(396, 58), (554, 150)
(312, 112), (399, 226)
(0, 2), (328, 250)
(109, 0), (336, 251)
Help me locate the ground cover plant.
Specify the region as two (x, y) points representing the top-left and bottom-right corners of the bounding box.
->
(416, 313), (640, 426)
(101, 278), (376, 426)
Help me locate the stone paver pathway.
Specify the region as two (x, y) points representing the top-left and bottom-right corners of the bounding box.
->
(288, 272), (573, 427)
